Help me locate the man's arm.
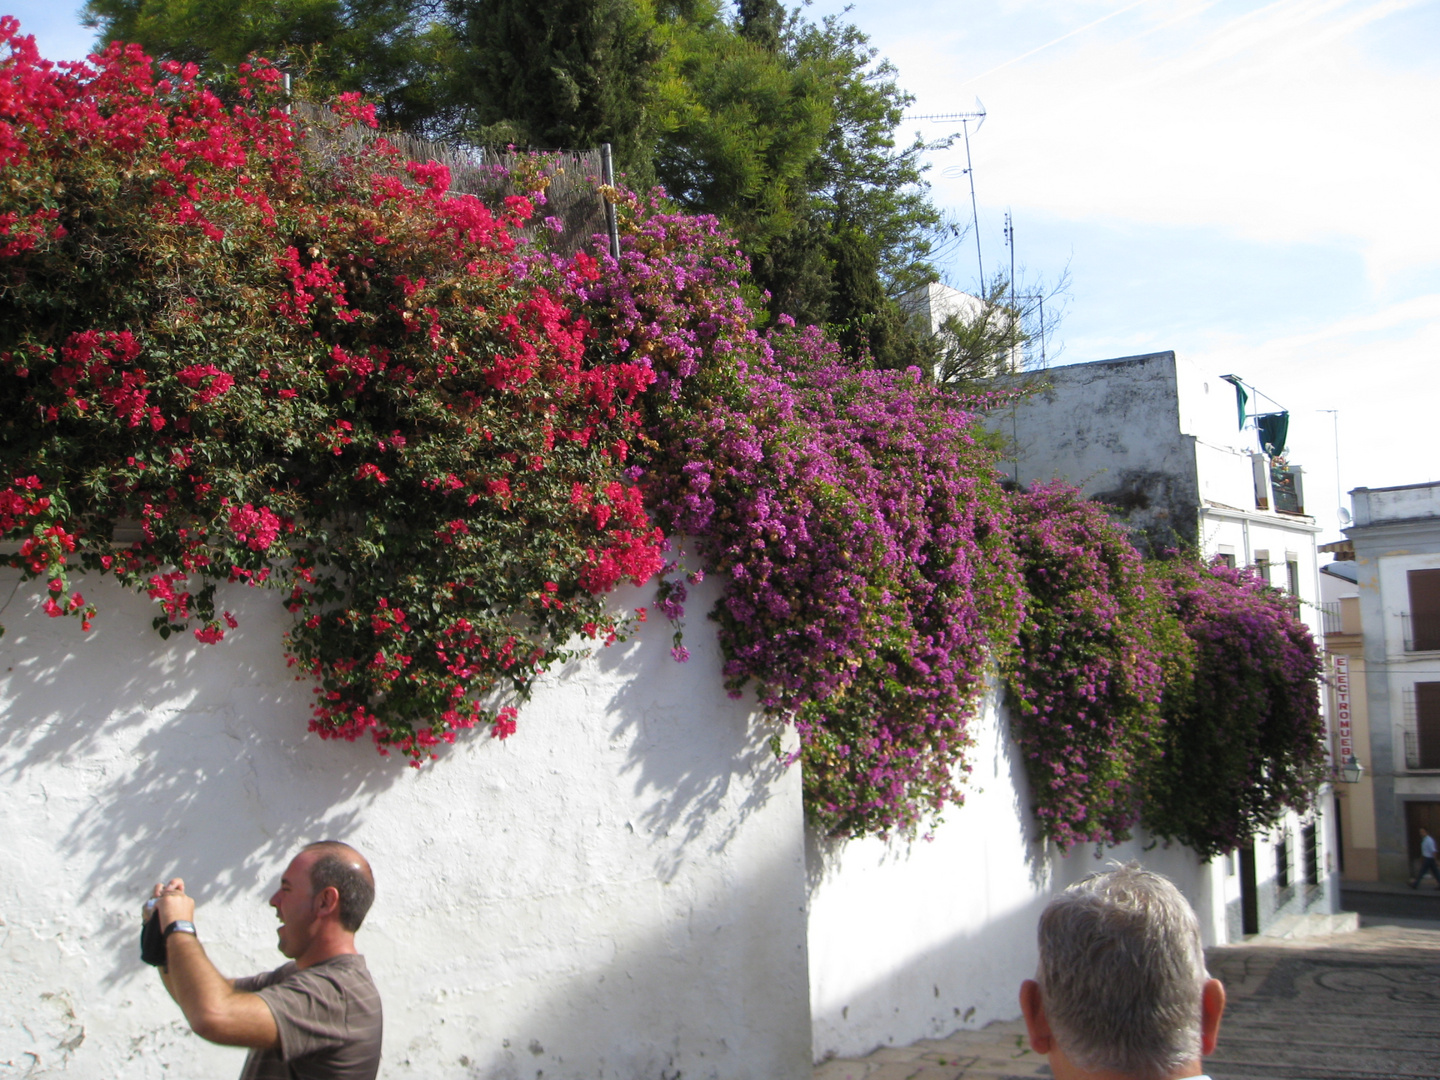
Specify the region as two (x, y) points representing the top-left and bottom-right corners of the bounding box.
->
(150, 879), (280, 1050)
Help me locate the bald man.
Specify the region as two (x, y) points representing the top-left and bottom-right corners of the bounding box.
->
(145, 841), (383, 1080)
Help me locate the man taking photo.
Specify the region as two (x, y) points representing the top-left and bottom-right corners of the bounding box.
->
(1018, 863), (1226, 1080)
(144, 840), (383, 1080)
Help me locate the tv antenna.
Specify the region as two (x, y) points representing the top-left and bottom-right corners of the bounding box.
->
(910, 100), (986, 289)
(1002, 210), (1047, 369)
(1318, 409), (1346, 528)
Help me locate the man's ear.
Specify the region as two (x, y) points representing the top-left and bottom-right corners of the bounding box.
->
(1018, 980), (1053, 1055)
(314, 885), (341, 920)
(1200, 978), (1226, 1056)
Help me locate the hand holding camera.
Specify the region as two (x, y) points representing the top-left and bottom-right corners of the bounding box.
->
(140, 879), (196, 968)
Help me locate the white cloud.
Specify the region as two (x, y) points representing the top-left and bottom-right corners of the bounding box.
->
(934, 0), (1440, 282)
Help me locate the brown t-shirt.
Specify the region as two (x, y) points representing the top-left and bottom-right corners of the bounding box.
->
(233, 954), (382, 1080)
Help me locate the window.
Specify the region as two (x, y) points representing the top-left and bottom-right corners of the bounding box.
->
(1408, 569), (1440, 651)
(1275, 830), (1290, 888)
(1216, 552), (1236, 569)
(1416, 683), (1440, 769)
(1255, 549), (1271, 584)
(1302, 822), (1318, 886)
(1286, 555), (1301, 596)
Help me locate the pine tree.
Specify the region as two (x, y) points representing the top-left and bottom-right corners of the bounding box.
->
(447, 0), (664, 178)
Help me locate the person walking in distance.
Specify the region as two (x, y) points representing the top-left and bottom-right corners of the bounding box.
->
(1411, 826), (1440, 889)
(1018, 863), (1226, 1080)
(144, 840), (383, 1079)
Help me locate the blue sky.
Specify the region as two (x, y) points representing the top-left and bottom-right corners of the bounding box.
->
(803, 0), (1440, 536)
(5, 0), (1437, 536)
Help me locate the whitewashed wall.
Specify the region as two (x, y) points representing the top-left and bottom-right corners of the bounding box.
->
(2, 559), (1259, 1077)
(0, 571), (812, 1080)
(804, 680), (1218, 1064)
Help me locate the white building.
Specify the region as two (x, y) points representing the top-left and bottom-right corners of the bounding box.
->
(985, 350), (1339, 938)
(1341, 481), (1440, 882)
(900, 281), (1024, 374)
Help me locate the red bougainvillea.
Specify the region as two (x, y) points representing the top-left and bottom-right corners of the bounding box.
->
(0, 22), (663, 761)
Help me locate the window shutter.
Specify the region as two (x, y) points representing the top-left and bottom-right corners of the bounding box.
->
(1417, 682), (1440, 769)
(1408, 570), (1440, 651)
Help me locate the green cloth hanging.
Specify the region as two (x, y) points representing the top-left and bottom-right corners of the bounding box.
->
(1221, 375), (1248, 430)
(1256, 411), (1289, 456)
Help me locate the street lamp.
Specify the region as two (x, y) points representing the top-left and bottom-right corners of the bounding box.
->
(1340, 754), (1364, 784)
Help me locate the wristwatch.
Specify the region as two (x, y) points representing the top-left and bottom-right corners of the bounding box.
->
(163, 920), (198, 939)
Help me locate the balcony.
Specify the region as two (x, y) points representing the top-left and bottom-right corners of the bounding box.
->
(1251, 453), (1306, 515)
(1401, 612), (1440, 653)
(1402, 686), (1440, 770)
(1271, 463), (1304, 514)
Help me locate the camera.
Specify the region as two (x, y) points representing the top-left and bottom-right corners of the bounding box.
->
(140, 897), (167, 967)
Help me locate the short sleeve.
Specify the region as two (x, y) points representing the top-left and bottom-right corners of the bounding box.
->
(233, 964), (293, 995)
(254, 966), (355, 1060)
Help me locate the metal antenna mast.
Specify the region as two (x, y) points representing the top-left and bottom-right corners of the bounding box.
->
(1001, 210), (1048, 370)
(910, 101), (987, 289)
(1005, 210), (1015, 306)
(1318, 409), (1346, 526)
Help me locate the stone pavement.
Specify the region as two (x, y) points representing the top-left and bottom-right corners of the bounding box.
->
(813, 922), (1440, 1080)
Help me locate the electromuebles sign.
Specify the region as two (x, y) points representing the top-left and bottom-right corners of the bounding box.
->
(1334, 654), (1353, 765)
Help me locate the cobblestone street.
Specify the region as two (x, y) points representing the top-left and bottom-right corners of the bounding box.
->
(814, 897), (1440, 1080)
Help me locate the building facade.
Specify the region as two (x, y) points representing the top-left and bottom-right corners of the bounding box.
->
(985, 350), (1339, 938)
(1342, 481), (1440, 882)
(1316, 556), (1378, 881)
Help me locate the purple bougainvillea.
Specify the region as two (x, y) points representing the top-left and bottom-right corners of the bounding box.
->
(575, 199), (1023, 836)
(1006, 483), (1185, 850)
(1141, 557), (1327, 858)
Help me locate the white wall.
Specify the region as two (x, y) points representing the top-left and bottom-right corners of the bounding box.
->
(0, 571), (812, 1080)
(1352, 483), (1440, 528)
(804, 681), (1219, 1063)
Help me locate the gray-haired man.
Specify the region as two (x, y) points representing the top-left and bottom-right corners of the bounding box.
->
(1018, 864), (1226, 1080)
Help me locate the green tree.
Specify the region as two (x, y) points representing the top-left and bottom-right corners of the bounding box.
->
(82, 0), (459, 133)
(80, 0), (955, 367)
(654, 9), (956, 368)
(652, 4), (831, 273)
(446, 0), (665, 178)
(931, 278), (1028, 386)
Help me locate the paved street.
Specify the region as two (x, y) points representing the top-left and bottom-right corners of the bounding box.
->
(814, 892), (1440, 1080)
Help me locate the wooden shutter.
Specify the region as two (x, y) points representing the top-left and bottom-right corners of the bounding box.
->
(1417, 682), (1440, 769)
(1409, 569), (1440, 651)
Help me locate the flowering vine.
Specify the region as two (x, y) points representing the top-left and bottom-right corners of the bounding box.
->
(1140, 557), (1327, 858)
(1006, 483), (1188, 850)
(572, 197), (1023, 836)
(0, 24), (663, 761)
(2, 27), (1327, 848)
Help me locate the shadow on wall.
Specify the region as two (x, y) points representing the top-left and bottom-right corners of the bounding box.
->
(806, 836), (1208, 1063)
(810, 894), (1051, 1059)
(409, 840), (811, 1080)
(596, 581), (790, 884)
(0, 573), (403, 985)
(802, 676), (1048, 897)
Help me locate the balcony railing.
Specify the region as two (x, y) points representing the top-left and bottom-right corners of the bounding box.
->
(1271, 463), (1304, 514)
(1319, 601), (1342, 635)
(1251, 454), (1306, 515)
(1403, 687), (1440, 769)
(1402, 611), (1440, 652)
